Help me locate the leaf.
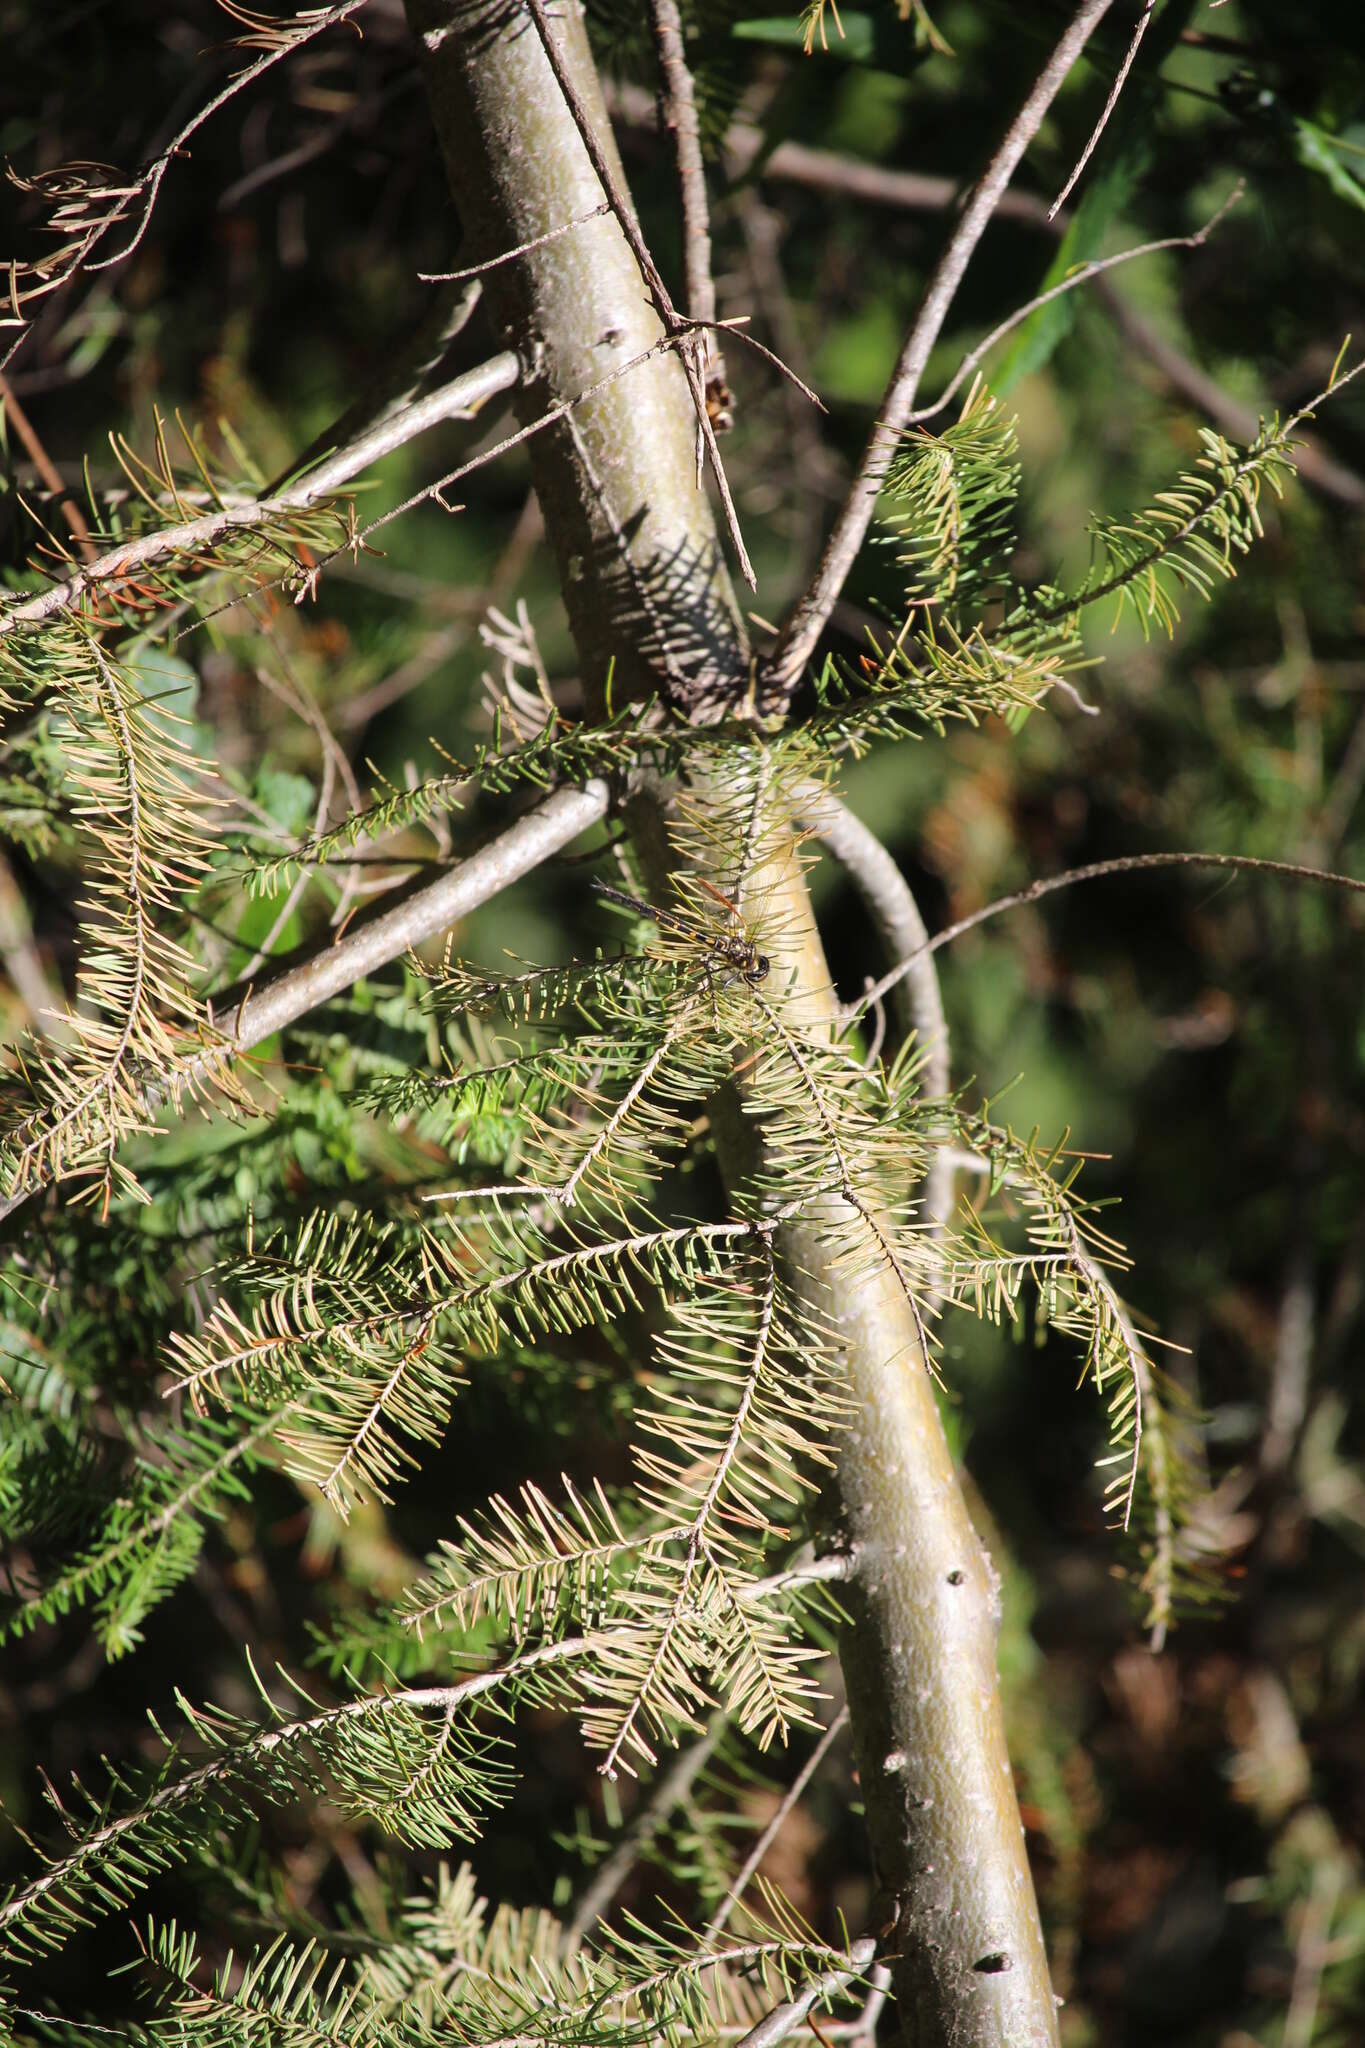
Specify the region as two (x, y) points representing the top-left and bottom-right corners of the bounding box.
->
(253, 765), (317, 837)
(1294, 116), (1365, 213)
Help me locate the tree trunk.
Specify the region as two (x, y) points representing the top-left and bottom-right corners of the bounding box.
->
(404, 6), (1060, 2042)
(404, 0), (746, 718)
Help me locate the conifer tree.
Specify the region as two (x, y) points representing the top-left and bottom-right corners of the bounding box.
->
(1, 6), (1362, 2047)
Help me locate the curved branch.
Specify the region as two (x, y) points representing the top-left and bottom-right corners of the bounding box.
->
(2, 1), (373, 364)
(792, 784), (947, 1092)
(854, 847), (1365, 1023)
(793, 783), (953, 1241)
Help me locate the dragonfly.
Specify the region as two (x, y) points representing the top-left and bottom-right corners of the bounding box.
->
(592, 878), (769, 990)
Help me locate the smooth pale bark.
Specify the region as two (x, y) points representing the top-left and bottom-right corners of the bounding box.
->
(403, 5), (1059, 2041)
(405, 0), (746, 716)
(730, 851), (1059, 2045)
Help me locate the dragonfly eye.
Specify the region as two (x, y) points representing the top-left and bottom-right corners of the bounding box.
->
(749, 954), (770, 984)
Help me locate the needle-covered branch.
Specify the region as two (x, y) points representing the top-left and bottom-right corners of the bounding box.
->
(400, 12), (1066, 2040)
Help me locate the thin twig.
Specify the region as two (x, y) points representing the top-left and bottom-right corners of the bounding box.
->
(0, 368), (97, 561)
(234, 640), (368, 978)
(418, 204), (610, 282)
(2, 0), (371, 362)
(704, 1706), (850, 1946)
(902, 188), (1244, 432)
(853, 848), (1365, 1024)
(845, 1961), (893, 2044)
(767, 0), (1115, 696)
(649, 0), (727, 413)
(523, 0), (754, 586)
(1049, 1), (1156, 220)
(566, 1712), (726, 1946)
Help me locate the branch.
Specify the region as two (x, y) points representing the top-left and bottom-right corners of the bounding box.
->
(649, 0), (727, 414)
(0, 353), (520, 637)
(0, 1552), (854, 1950)
(734, 1936), (879, 2048)
(704, 1705), (849, 1945)
(193, 781), (611, 1068)
(792, 785), (947, 1092)
(0, 781), (610, 1225)
(2, 0), (373, 363)
(0, 1632), (590, 1948)
(1049, 0), (1155, 219)
(792, 783), (953, 1243)
(177, 326), (718, 646)
(765, 0), (1115, 697)
(710, 850), (1062, 2045)
(705, 92), (1068, 233)
(899, 190), (1244, 433)
(854, 848), (1365, 1022)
